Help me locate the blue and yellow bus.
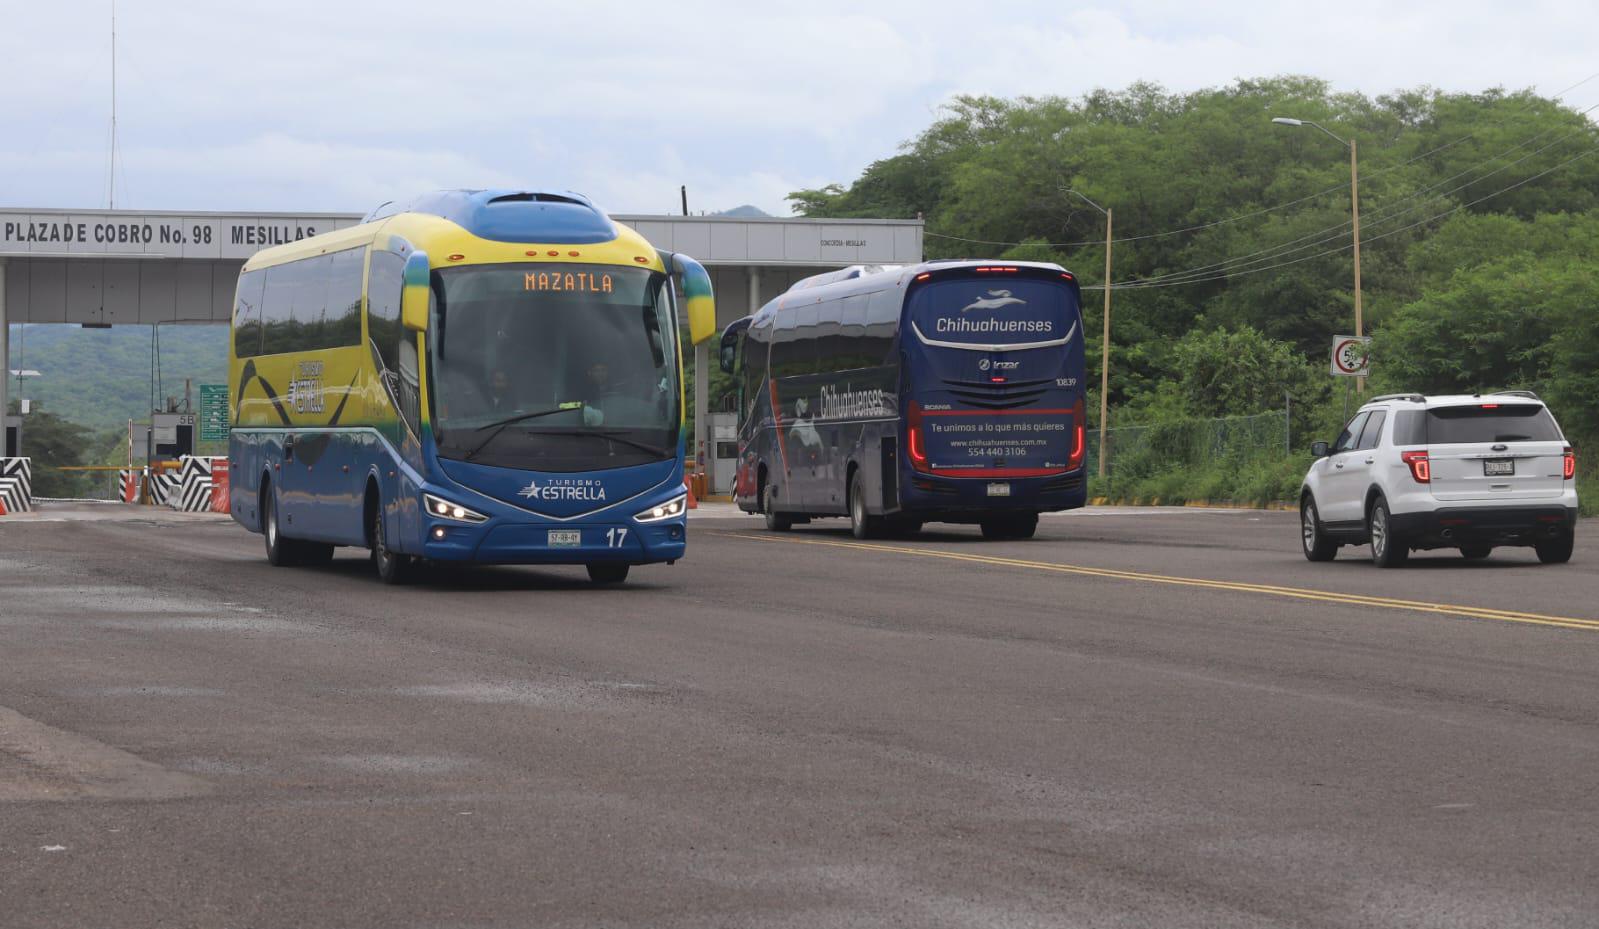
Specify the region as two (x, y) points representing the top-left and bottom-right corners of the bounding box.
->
(229, 189), (715, 584)
(719, 260), (1086, 539)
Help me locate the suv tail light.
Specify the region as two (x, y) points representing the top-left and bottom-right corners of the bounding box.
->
(907, 401), (930, 473)
(1068, 398), (1086, 471)
(1564, 446), (1576, 480)
(1401, 449), (1431, 483)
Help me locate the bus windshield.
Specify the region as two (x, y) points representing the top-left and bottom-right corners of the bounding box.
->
(429, 263), (679, 472)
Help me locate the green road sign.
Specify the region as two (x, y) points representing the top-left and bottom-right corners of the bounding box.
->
(199, 384), (230, 442)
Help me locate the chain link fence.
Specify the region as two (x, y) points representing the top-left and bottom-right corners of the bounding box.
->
(1086, 410), (1294, 498)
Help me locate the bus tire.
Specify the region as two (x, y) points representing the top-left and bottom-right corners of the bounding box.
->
(764, 482), (792, 532)
(262, 479), (296, 567)
(893, 518), (924, 537)
(981, 513), (1037, 540)
(371, 499), (414, 585)
(587, 563), (630, 585)
(849, 469), (882, 540)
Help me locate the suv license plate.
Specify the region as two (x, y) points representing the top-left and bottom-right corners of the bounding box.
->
(987, 482), (1011, 497)
(1483, 459), (1515, 476)
(547, 530), (581, 547)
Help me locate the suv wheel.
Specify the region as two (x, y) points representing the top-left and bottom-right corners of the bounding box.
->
(1535, 531), (1574, 565)
(1369, 498), (1409, 568)
(1459, 544), (1492, 560)
(1301, 497), (1338, 562)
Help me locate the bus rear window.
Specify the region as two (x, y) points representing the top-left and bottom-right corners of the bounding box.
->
(1425, 405), (1563, 444)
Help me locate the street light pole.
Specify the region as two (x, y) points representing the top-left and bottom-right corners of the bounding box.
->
(1349, 138), (1363, 393)
(1272, 117), (1365, 393)
(1061, 189), (1113, 478)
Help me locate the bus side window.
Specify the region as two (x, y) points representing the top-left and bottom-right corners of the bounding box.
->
(234, 269), (266, 358)
(742, 321), (770, 420)
(366, 251), (405, 373)
(863, 290), (899, 365)
(365, 250), (419, 433)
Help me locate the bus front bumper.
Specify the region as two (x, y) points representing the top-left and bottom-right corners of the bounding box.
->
(421, 518), (686, 565)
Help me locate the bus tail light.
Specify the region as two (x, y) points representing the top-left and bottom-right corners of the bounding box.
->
(907, 402), (931, 473)
(1564, 446), (1576, 480)
(1401, 449), (1431, 484)
(1068, 398), (1086, 471)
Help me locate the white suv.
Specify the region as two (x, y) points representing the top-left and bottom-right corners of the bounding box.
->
(1300, 392), (1578, 567)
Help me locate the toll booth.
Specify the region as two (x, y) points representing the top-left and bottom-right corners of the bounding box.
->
(709, 411), (739, 495)
(3, 414), (18, 457)
(150, 412), (195, 460)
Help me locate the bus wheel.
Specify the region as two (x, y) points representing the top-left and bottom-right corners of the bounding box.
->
(587, 564), (630, 585)
(981, 513), (1038, 540)
(764, 483), (792, 532)
(849, 470), (882, 540)
(262, 482), (296, 567)
(371, 501), (414, 585)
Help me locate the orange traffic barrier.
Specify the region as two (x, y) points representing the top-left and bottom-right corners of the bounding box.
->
(683, 475), (698, 509)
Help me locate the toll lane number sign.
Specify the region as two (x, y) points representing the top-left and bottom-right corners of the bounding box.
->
(1331, 336), (1371, 377)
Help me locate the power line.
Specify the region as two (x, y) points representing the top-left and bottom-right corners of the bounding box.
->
(1080, 145), (1598, 291)
(1116, 109), (1599, 288)
(922, 70), (1599, 250)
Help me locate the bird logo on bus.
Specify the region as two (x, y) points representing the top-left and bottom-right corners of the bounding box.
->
(961, 290), (1026, 312)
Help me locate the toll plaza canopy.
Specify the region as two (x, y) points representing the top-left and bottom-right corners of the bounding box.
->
(0, 205), (924, 464)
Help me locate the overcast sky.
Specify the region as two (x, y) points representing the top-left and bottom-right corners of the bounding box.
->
(1, 1), (1594, 217)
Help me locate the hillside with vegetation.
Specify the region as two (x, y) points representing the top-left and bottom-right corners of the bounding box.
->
(790, 76), (1599, 506)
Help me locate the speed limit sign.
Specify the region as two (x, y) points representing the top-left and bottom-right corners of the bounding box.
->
(1331, 336), (1371, 377)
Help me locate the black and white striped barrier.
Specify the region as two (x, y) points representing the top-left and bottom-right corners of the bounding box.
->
(147, 472), (179, 508)
(0, 458), (33, 515)
(169, 456), (227, 513)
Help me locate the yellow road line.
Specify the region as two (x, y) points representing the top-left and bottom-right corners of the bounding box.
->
(720, 532), (1599, 633)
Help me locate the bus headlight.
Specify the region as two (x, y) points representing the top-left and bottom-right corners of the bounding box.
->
(635, 494), (687, 523)
(424, 493), (488, 524)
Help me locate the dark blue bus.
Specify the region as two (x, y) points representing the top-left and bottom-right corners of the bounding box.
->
(719, 260), (1087, 539)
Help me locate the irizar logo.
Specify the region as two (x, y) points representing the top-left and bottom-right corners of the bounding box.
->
(517, 478), (607, 502)
(961, 289), (1026, 313)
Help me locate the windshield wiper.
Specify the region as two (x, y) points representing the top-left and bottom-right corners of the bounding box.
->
(532, 428), (672, 457)
(462, 404), (584, 461)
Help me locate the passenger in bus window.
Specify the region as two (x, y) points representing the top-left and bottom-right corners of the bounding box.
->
(486, 369), (519, 414)
(581, 361), (611, 425)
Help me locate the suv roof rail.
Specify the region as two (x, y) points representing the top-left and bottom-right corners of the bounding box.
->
(1490, 389), (1541, 400)
(1370, 393), (1426, 404)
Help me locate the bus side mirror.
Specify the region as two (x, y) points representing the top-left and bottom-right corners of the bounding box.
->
(401, 251), (431, 332)
(719, 317), (751, 374)
(1311, 441), (1330, 458)
(664, 251), (717, 345)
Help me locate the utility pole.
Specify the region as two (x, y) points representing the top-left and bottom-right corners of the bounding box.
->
(1098, 208), (1112, 476)
(1349, 139), (1364, 394)
(1061, 188), (1113, 478)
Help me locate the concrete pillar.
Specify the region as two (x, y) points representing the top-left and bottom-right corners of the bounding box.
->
(748, 267), (761, 316)
(0, 258), (8, 455)
(693, 339), (708, 477)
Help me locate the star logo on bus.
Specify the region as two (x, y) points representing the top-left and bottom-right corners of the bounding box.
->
(961, 290), (1026, 313)
(517, 480), (540, 499)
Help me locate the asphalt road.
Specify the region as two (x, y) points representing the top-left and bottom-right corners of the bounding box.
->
(2, 504), (1598, 928)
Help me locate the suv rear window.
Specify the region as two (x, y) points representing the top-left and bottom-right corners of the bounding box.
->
(1425, 405), (1563, 444)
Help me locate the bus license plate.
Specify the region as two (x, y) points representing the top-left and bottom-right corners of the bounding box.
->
(547, 530), (581, 547)
(1483, 459), (1515, 476)
(987, 482), (1011, 497)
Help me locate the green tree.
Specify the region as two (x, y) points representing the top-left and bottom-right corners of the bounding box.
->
(5, 403), (102, 498)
